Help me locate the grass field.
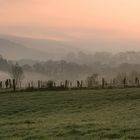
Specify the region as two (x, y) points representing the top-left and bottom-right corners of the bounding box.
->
(0, 89), (140, 140)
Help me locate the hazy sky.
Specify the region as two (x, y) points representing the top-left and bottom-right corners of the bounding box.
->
(0, 0), (140, 41)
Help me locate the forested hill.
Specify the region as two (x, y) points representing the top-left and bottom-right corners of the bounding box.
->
(1, 52), (140, 81)
(0, 55), (10, 71)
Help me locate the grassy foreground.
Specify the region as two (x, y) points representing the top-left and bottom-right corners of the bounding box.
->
(0, 89), (140, 140)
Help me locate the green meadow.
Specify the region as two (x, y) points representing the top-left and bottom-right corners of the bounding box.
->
(0, 89), (140, 140)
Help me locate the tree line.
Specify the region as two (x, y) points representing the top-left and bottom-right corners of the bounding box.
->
(2, 53), (140, 81)
(1, 53), (140, 91)
(1, 69), (140, 91)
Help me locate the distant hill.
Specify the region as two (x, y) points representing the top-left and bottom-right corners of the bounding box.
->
(1, 34), (140, 61)
(0, 34), (82, 60)
(0, 38), (57, 60)
(5, 35), (80, 54)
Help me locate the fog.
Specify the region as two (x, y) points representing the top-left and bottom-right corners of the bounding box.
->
(1, 0), (140, 55)
(1, 0), (140, 83)
(1, 34), (140, 61)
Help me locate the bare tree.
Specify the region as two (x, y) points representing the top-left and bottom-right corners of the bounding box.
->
(115, 72), (127, 87)
(9, 63), (24, 89)
(86, 74), (99, 88)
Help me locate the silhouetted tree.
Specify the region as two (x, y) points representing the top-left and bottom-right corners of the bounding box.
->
(116, 72), (127, 87)
(9, 63), (24, 89)
(86, 74), (99, 87)
(47, 80), (54, 89)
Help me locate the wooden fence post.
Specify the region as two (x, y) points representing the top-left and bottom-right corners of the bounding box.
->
(102, 78), (105, 89)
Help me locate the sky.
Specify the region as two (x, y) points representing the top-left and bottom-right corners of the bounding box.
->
(0, 0), (140, 46)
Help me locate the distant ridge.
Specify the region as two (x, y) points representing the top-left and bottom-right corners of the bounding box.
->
(0, 34), (82, 60)
(0, 38), (56, 60)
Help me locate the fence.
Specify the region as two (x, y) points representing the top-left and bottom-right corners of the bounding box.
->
(0, 77), (140, 91)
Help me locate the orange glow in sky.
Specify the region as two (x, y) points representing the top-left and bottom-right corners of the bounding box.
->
(0, 0), (140, 40)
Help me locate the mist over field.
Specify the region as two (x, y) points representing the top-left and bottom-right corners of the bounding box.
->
(1, 47), (140, 84)
(1, 32), (140, 83)
(0, 1), (140, 140)
(1, 33), (140, 60)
